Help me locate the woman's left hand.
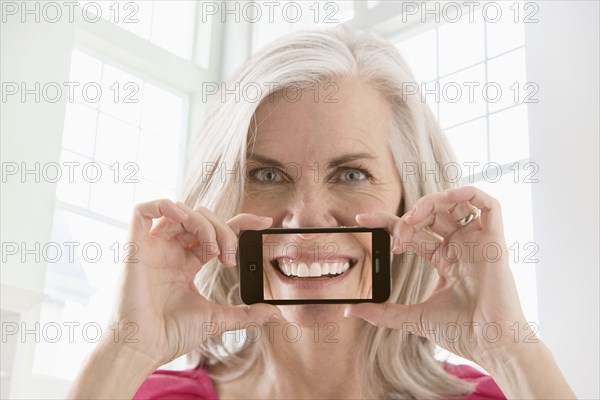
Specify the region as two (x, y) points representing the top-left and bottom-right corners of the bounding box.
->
(345, 185), (533, 367)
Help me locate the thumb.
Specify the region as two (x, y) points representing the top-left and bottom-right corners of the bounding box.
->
(344, 302), (426, 335)
(227, 214), (273, 236)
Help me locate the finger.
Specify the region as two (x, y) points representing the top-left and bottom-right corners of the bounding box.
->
(404, 191), (457, 230)
(447, 200), (478, 223)
(431, 276), (449, 296)
(186, 207), (239, 267)
(356, 212), (441, 259)
(343, 302), (427, 337)
(174, 231), (199, 249)
(131, 199), (188, 238)
(427, 210), (461, 238)
(150, 215), (186, 239)
(225, 214), (273, 267)
(446, 186), (504, 234)
(401, 229), (444, 263)
(355, 212), (408, 250)
(210, 303), (283, 334)
(405, 191), (483, 233)
(226, 214), (273, 236)
(174, 203), (220, 263)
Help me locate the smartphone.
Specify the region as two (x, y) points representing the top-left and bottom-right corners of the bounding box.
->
(238, 227), (390, 305)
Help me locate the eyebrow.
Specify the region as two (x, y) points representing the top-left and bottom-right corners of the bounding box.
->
(326, 152), (376, 169)
(246, 153), (285, 168)
(247, 152), (376, 169)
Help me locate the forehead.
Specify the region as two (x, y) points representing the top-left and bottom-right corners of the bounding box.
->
(249, 78), (393, 159)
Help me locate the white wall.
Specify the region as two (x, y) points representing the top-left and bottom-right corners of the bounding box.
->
(1, 15), (75, 399)
(1, 11), (72, 293)
(525, 2), (599, 398)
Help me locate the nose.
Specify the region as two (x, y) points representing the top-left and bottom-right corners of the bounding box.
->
(282, 191), (338, 231)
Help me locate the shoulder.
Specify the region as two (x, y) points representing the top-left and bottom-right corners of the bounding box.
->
(444, 362), (506, 400)
(133, 365), (218, 400)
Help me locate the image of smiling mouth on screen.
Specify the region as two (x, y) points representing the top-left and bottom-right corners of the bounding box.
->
(263, 232), (373, 300)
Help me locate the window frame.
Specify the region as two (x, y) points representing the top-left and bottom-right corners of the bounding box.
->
(25, 1), (225, 390)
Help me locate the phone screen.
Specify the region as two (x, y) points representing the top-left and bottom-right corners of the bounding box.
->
(261, 231), (374, 300)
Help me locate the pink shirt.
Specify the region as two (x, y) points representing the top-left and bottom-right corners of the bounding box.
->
(133, 362), (505, 399)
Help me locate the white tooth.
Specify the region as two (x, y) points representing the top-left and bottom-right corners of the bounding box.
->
(297, 262), (309, 277)
(342, 261), (350, 272)
(321, 263), (330, 275)
(309, 262), (321, 277)
(291, 262), (298, 276)
(330, 262), (339, 275)
(283, 262), (291, 276)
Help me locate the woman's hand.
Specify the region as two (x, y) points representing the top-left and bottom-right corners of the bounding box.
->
(345, 185), (576, 398)
(344, 186), (530, 366)
(105, 199), (281, 367)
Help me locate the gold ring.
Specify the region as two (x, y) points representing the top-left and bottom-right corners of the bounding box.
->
(457, 207), (481, 227)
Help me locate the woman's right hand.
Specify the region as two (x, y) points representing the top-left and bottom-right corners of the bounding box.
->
(105, 199), (281, 368)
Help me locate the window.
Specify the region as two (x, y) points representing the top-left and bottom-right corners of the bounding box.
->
(33, 48), (188, 380)
(78, 0), (198, 61)
(252, 0), (355, 53)
(395, 1), (537, 370)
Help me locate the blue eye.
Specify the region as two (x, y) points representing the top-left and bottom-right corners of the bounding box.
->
(250, 168), (282, 183)
(339, 169), (368, 182)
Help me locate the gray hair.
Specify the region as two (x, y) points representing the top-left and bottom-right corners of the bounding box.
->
(184, 26), (473, 398)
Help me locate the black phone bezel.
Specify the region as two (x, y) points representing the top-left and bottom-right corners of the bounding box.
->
(238, 227), (391, 305)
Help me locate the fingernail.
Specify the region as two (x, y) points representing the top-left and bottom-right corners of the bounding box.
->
(405, 206), (418, 221)
(175, 208), (188, 219)
(227, 253), (237, 266)
(268, 313), (282, 322)
(392, 237), (401, 252)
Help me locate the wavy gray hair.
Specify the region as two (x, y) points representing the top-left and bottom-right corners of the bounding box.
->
(183, 26), (474, 398)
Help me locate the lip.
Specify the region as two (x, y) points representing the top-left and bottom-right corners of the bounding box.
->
(269, 256), (359, 289)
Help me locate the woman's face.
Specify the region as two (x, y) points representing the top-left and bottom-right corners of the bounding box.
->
(239, 78), (402, 309)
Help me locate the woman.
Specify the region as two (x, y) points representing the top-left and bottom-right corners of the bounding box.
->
(67, 27), (575, 399)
